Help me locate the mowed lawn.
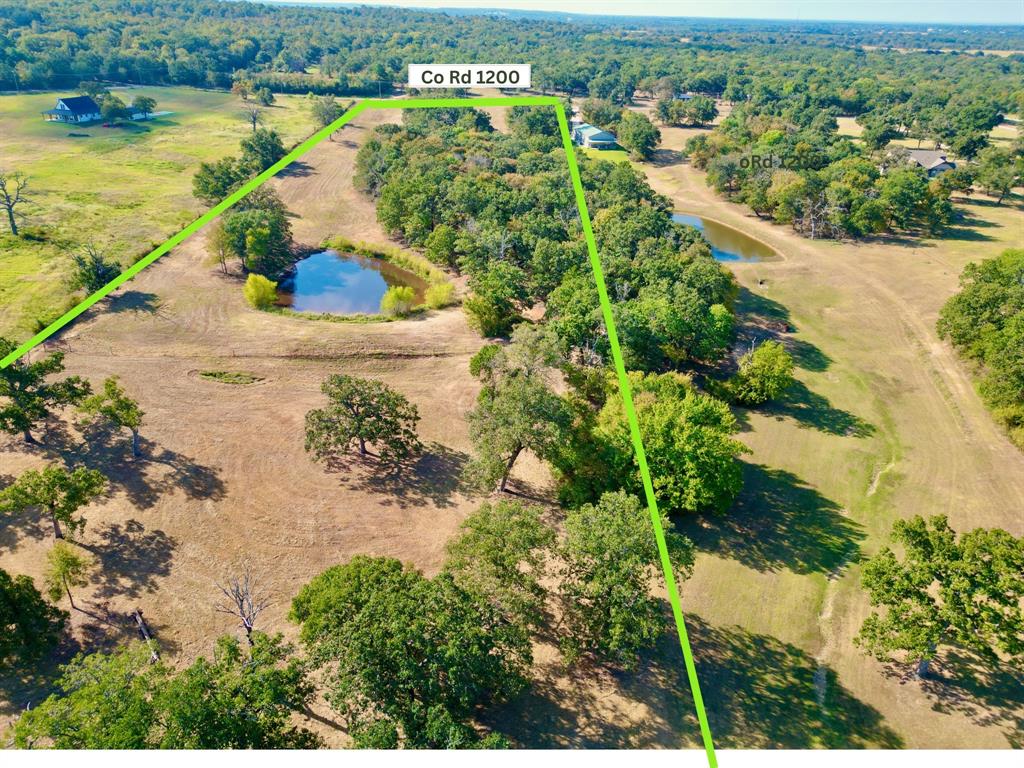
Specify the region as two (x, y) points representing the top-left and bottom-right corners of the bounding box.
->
(838, 113), (1019, 150)
(580, 145), (631, 164)
(0, 86), (314, 338)
(643, 124), (1024, 747)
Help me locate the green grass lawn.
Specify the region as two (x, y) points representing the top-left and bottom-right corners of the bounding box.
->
(0, 86), (315, 338)
(580, 145), (632, 164)
(838, 114), (1018, 151)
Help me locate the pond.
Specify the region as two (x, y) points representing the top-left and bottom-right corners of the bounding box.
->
(275, 250), (427, 315)
(672, 213), (776, 262)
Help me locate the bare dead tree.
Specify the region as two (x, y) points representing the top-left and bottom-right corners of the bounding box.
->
(242, 105), (263, 133)
(215, 564), (271, 646)
(0, 170), (31, 236)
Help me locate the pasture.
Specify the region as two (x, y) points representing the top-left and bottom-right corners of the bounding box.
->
(0, 86), (313, 338)
(0, 101), (1021, 749)
(645, 121), (1024, 748)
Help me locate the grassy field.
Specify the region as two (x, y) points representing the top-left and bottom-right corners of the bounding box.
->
(645, 121), (1024, 748)
(580, 146), (631, 163)
(837, 114), (1019, 150)
(0, 100), (1021, 749)
(0, 86), (314, 338)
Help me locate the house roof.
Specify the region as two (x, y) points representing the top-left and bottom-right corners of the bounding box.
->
(576, 123), (616, 141)
(906, 149), (952, 170)
(55, 95), (100, 114)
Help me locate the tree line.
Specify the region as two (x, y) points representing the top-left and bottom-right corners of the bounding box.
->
(938, 248), (1024, 449)
(4, 0), (1021, 115)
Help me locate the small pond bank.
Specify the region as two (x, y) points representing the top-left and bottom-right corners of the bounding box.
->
(275, 249), (427, 315)
(672, 212), (777, 262)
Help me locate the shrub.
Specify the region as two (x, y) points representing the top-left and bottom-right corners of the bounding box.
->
(70, 247), (121, 293)
(199, 370), (263, 385)
(243, 273), (278, 309)
(424, 282), (455, 309)
(729, 340), (795, 405)
(380, 285), (416, 316)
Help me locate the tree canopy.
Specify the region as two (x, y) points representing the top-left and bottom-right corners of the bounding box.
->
(0, 465), (107, 541)
(938, 248), (1024, 448)
(596, 372), (747, 515)
(560, 491), (694, 668)
(290, 556), (527, 748)
(0, 339), (91, 443)
(13, 633), (319, 749)
(729, 340), (796, 405)
(444, 500), (555, 632)
(856, 516), (1024, 677)
(80, 376), (145, 457)
(304, 374), (421, 464)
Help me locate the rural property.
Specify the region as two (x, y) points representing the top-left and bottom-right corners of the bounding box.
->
(1, 0), (1022, 760)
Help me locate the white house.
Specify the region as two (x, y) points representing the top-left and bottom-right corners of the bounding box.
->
(571, 122), (617, 149)
(906, 149), (956, 177)
(41, 95), (102, 123)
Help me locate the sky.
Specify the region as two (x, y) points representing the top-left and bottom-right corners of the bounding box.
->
(287, 0), (1024, 25)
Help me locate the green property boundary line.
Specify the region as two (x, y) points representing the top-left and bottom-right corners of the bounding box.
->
(0, 95), (719, 765)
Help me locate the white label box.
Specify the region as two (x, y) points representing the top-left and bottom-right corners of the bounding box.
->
(408, 64), (531, 89)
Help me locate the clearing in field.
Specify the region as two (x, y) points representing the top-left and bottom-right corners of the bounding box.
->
(0, 97), (720, 754)
(0, 87), (313, 339)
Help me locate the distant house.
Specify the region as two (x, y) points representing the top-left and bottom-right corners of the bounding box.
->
(42, 95), (102, 123)
(571, 122), (617, 149)
(906, 149), (956, 177)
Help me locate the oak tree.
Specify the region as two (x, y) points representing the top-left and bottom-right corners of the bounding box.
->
(560, 491), (693, 668)
(290, 556), (527, 748)
(467, 375), (571, 493)
(0, 465), (107, 540)
(81, 376), (144, 457)
(13, 633), (318, 748)
(305, 374), (421, 464)
(444, 500), (555, 631)
(597, 372), (746, 515)
(0, 339), (91, 443)
(131, 94), (157, 118)
(856, 516), (1024, 678)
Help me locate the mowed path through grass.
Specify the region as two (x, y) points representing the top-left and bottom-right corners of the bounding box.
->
(0, 86), (313, 338)
(643, 123), (1024, 747)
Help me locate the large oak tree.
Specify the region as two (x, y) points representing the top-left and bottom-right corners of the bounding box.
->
(856, 515), (1024, 678)
(305, 374), (421, 465)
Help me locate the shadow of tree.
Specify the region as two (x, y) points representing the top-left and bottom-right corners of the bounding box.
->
(0, 633), (83, 719)
(685, 615), (904, 748)
(107, 290), (160, 314)
(80, 518), (177, 599)
(485, 613), (900, 748)
(324, 441), (468, 509)
(764, 381), (875, 438)
(679, 462), (864, 574)
(880, 650), (1024, 746)
(649, 148), (683, 167)
(939, 225), (996, 242)
(0, 598), (181, 721)
(277, 160), (314, 178)
(735, 287), (833, 372)
(481, 637), (687, 747)
(48, 423), (227, 511)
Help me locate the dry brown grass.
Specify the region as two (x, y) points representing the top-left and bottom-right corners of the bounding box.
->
(2, 104), (1022, 749)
